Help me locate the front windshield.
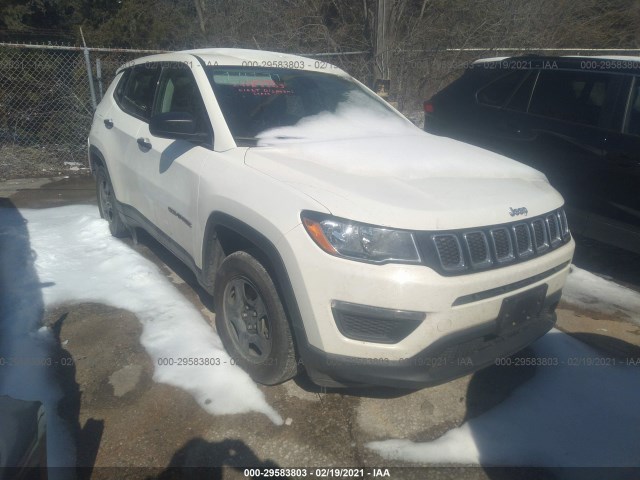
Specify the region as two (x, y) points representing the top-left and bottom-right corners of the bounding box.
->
(206, 66), (407, 142)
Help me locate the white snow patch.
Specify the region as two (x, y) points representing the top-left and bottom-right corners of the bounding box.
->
(563, 265), (640, 324)
(20, 205), (282, 424)
(367, 330), (640, 467)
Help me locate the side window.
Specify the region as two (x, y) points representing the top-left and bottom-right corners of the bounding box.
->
(113, 69), (131, 103)
(154, 64), (208, 133)
(626, 78), (640, 136)
(120, 64), (161, 120)
(506, 71), (537, 112)
(476, 70), (529, 107)
(529, 70), (617, 128)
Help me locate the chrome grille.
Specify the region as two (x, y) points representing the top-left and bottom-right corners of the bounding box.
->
(423, 208), (570, 276)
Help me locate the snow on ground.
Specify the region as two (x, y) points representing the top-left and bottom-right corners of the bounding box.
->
(5, 205), (282, 433)
(1, 204), (282, 471)
(562, 265), (640, 324)
(367, 329), (640, 467)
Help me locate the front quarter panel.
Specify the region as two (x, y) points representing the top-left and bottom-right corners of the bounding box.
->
(194, 149), (328, 269)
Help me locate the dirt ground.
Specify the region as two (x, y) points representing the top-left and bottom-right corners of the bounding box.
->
(1, 175), (639, 480)
(0, 145), (90, 181)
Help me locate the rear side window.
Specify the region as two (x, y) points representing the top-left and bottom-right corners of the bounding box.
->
(529, 70), (617, 128)
(626, 77), (640, 136)
(506, 71), (537, 112)
(476, 70), (529, 107)
(113, 69), (131, 104)
(119, 64), (161, 120)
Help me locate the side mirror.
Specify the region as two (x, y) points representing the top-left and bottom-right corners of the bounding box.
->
(150, 111), (211, 144)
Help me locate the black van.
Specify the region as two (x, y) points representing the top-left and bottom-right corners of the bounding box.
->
(424, 56), (640, 254)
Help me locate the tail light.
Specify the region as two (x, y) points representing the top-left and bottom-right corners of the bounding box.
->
(423, 100), (434, 113)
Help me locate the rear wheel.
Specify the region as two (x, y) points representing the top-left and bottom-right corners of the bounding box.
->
(214, 251), (298, 385)
(96, 165), (128, 237)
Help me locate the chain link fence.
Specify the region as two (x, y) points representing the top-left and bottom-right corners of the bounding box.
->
(2, 43), (639, 179)
(0, 43), (160, 178)
(0, 43), (370, 179)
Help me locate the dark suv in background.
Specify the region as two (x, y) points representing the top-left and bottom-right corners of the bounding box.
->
(424, 55), (640, 254)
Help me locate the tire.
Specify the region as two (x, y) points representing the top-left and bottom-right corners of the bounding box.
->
(214, 251), (298, 385)
(96, 165), (128, 238)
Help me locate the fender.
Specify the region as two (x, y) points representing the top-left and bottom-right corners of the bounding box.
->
(88, 145), (106, 174)
(202, 212), (308, 347)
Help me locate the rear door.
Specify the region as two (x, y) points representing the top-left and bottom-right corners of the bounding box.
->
(593, 74), (640, 250)
(517, 69), (624, 225)
(607, 75), (640, 219)
(472, 68), (538, 157)
(427, 67), (530, 147)
(111, 63), (161, 222)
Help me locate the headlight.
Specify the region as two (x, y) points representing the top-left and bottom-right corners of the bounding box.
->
(301, 212), (421, 264)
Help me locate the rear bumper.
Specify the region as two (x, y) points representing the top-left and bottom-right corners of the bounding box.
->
(299, 290), (559, 389)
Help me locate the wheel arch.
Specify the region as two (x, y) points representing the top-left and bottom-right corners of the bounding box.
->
(201, 212), (308, 348)
(88, 145), (106, 175)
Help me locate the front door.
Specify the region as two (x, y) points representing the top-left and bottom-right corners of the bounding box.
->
(134, 61), (213, 259)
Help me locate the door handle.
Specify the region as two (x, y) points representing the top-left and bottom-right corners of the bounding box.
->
(137, 137), (152, 149)
(104, 118), (113, 129)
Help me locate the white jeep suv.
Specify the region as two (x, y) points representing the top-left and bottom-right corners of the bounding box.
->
(88, 48), (575, 388)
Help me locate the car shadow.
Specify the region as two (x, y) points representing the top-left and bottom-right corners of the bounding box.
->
(572, 233), (640, 290)
(465, 335), (640, 480)
(152, 437), (284, 480)
(565, 332), (640, 359)
(127, 227), (214, 311)
(292, 371), (416, 399)
(159, 141), (195, 174)
(0, 199), (103, 478)
(463, 347), (556, 479)
(48, 312), (105, 478)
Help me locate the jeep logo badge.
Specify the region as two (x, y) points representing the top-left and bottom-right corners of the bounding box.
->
(509, 207), (528, 217)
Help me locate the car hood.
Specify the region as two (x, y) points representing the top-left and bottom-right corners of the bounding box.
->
(244, 133), (564, 230)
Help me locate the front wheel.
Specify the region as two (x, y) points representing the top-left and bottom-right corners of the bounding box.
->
(214, 251), (298, 385)
(96, 165), (128, 238)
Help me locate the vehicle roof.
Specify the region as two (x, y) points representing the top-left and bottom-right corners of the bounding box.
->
(117, 48), (350, 76)
(471, 54), (640, 74)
